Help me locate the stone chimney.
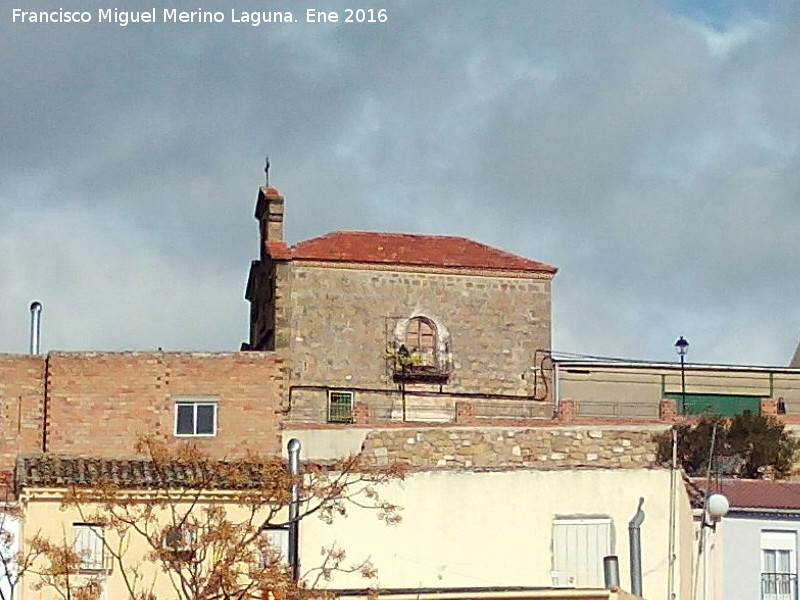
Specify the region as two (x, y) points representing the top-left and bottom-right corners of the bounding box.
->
(254, 186), (284, 257)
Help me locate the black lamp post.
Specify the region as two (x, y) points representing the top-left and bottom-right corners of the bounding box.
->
(674, 336), (689, 415)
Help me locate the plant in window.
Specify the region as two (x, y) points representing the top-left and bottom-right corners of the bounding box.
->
(385, 344), (422, 368)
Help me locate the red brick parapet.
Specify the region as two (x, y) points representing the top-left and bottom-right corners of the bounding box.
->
(557, 399), (575, 424)
(659, 399), (677, 422)
(353, 401), (371, 425)
(761, 397), (778, 416)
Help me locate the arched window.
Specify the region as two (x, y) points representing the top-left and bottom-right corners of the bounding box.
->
(392, 315), (452, 383)
(404, 317), (437, 367)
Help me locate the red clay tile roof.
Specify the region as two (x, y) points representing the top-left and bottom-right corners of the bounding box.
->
(16, 454), (286, 490)
(691, 478), (800, 510)
(266, 240), (291, 260)
(271, 231), (557, 274)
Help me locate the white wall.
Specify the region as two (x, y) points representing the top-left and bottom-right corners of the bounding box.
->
(282, 430), (369, 460)
(298, 468), (693, 600)
(719, 514), (800, 600)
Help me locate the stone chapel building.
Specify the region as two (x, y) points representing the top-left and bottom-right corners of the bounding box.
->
(244, 185), (558, 425)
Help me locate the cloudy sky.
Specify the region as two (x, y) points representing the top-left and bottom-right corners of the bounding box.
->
(2, 0), (799, 366)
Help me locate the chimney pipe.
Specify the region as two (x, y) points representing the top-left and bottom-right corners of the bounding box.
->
(603, 555), (620, 589)
(628, 497), (645, 597)
(29, 301), (42, 355)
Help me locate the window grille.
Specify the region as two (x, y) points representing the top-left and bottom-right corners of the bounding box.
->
(328, 391), (354, 423)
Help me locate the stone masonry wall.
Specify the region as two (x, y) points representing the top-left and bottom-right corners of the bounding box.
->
(44, 351), (286, 458)
(283, 264), (552, 399)
(360, 426), (663, 470)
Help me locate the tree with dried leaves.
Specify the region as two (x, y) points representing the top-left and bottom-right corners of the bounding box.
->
(0, 502), (30, 600)
(11, 437), (404, 600)
(655, 411), (799, 478)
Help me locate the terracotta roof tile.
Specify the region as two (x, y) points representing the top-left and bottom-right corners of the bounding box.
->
(16, 454), (285, 490)
(266, 240), (291, 260)
(270, 231), (557, 274)
(690, 478), (800, 510)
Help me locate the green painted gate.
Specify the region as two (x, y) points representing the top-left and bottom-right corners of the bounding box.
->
(664, 392), (762, 417)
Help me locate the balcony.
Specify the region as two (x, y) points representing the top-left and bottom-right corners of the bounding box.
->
(392, 364), (450, 385)
(762, 572), (797, 600)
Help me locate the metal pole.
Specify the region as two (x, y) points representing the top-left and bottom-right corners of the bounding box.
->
(629, 497), (645, 598)
(401, 364), (406, 422)
(667, 427), (678, 600)
(680, 353), (686, 415)
(287, 438), (301, 581)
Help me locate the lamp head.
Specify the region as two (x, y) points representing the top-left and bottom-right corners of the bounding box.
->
(674, 336), (689, 357)
(706, 493), (730, 521)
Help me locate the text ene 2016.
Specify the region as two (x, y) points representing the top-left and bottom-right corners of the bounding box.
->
(307, 9), (388, 23)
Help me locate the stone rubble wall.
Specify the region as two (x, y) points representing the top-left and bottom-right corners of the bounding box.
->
(361, 426), (664, 470)
(283, 264), (553, 397)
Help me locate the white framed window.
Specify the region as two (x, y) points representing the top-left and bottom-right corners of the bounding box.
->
(762, 530), (797, 600)
(260, 527), (289, 566)
(327, 391), (354, 423)
(174, 397), (218, 436)
(552, 517), (613, 588)
(73, 524), (107, 572)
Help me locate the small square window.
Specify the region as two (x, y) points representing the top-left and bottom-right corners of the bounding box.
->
(260, 527), (289, 567)
(174, 399), (218, 436)
(328, 391), (354, 423)
(164, 526), (195, 551)
(163, 526), (198, 562)
(73, 524), (107, 572)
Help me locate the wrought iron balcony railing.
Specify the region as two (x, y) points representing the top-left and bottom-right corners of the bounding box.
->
(762, 572), (798, 600)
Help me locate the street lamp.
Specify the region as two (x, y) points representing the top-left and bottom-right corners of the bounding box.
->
(703, 493), (730, 531)
(675, 336), (689, 415)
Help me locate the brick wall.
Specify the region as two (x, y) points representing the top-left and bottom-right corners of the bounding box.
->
(0, 355), (45, 486)
(41, 351), (286, 459)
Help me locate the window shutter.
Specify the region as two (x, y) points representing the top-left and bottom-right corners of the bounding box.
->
(552, 518), (612, 587)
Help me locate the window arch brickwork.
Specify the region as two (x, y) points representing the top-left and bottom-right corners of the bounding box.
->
(392, 314), (452, 383)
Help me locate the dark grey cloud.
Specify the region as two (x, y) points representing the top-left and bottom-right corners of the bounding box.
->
(2, 0), (800, 366)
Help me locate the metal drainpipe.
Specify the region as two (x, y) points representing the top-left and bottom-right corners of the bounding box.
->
(629, 497), (645, 597)
(287, 438), (301, 582)
(553, 361), (560, 416)
(29, 301), (42, 355)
